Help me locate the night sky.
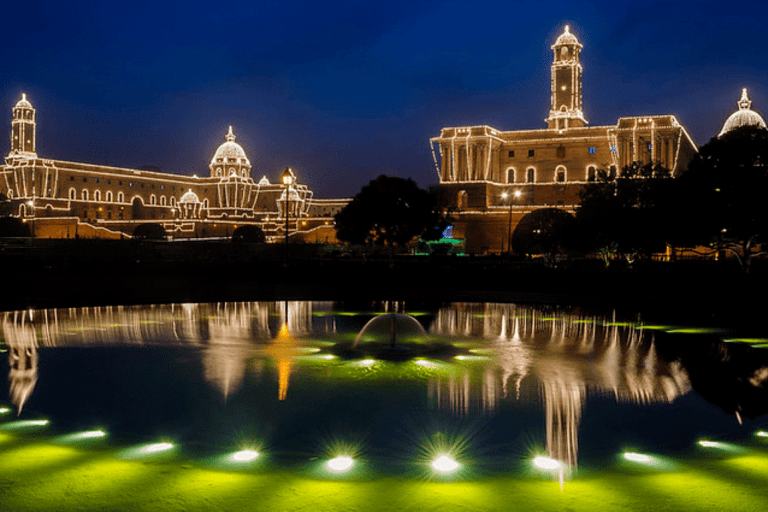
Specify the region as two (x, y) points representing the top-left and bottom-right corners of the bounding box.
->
(2, 0), (766, 198)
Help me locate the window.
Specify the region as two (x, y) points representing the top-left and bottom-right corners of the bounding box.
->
(81, 189), (88, 201)
(106, 191), (113, 202)
(556, 146), (566, 158)
(94, 190), (101, 201)
(69, 188), (76, 200)
(556, 166), (566, 182)
(610, 145), (617, 154)
(118, 192), (124, 203)
(507, 168), (515, 183)
(587, 166), (596, 182)
(508, 150), (515, 158)
(648, 143), (652, 151)
(528, 149), (535, 158)
(160, 196), (166, 206)
(526, 168), (535, 183)
(589, 146), (596, 154)
(150, 195), (156, 205)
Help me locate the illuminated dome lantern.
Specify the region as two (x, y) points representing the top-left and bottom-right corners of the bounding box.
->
(554, 24), (581, 47)
(209, 126), (252, 178)
(719, 88), (767, 137)
(177, 189), (202, 219)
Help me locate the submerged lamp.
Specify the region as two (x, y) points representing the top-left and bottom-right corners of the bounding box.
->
(326, 455), (354, 472)
(431, 454), (460, 473)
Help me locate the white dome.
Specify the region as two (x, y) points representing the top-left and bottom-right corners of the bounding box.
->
(14, 93), (33, 110)
(553, 25), (581, 48)
(179, 190), (200, 204)
(210, 126), (251, 167)
(719, 88), (767, 137)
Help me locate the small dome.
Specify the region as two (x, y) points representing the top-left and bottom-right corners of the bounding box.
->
(553, 25), (581, 47)
(210, 126), (251, 167)
(719, 88), (766, 137)
(14, 93), (33, 110)
(179, 190), (200, 204)
(258, 176), (270, 186)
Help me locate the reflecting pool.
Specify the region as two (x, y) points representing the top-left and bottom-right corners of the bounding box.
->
(1, 301), (768, 510)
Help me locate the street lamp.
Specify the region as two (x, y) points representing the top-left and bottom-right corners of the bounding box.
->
(501, 189), (521, 254)
(281, 167), (295, 262)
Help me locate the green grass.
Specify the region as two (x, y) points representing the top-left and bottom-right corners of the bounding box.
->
(2, 431), (768, 511)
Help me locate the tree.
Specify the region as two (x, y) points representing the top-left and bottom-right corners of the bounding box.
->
(334, 175), (444, 247)
(672, 126), (768, 272)
(510, 208), (578, 266)
(576, 162), (672, 266)
(132, 223), (166, 240)
(232, 224), (266, 243)
(0, 216), (31, 237)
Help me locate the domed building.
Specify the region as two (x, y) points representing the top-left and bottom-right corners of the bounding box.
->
(719, 88), (766, 137)
(0, 95), (348, 241)
(431, 25), (700, 253)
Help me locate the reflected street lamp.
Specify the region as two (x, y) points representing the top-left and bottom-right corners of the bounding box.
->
(281, 167), (296, 262)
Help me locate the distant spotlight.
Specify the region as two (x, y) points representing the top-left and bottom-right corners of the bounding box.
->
(414, 359), (436, 368)
(358, 359), (376, 367)
(756, 431), (768, 438)
(326, 455), (354, 472)
(0, 419), (49, 431)
(141, 442), (174, 454)
(698, 440), (721, 448)
(431, 454), (460, 473)
(0, 407), (10, 414)
(231, 449), (260, 462)
(532, 456), (563, 471)
(623, 452), (653, 463)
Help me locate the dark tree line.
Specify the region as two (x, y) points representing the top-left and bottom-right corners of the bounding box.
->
(575, 125), (768, 271)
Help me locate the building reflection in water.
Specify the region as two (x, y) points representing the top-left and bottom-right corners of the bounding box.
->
(1, 301), (692, 475)
(0, 302), (317, 410)
(429, 303), (691, 472)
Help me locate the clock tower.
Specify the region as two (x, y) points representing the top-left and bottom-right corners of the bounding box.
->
(546, 26), (587, 130)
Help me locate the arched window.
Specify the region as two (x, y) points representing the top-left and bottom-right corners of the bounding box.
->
(81, 189), (88, 201)
(118, 192), (124, 203)
(160, 196), (166, 206)
(150, 194), (157, 205)
(526, 168), (535, 183)
(69, 188), (76, 200)
(106, 191), (113, 202)
(507, 168), (516, 184)
(556, 165), (566, 183)
(171, 196), (176, 207)
(94, 190), (101, 201)
(587, 166), (596, 182)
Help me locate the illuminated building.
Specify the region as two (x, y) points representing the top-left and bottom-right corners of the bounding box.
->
(430, 26), (700, 253)
(2, 96), (346, 240)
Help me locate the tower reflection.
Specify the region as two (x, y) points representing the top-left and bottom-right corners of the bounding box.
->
(430, 304), (691, 471)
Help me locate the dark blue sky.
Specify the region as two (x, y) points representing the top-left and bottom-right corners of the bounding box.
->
(2, 0), (766, 198)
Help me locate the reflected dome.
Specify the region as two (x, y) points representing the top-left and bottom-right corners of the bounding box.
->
(719, 88), (766, 137)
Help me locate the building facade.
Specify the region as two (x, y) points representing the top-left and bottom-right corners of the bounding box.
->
(430, 26), (699, 254)
(2, 96), (347, 241)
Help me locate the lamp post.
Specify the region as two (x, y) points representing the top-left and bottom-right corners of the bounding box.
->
(501, 189), (521, 254)
(281, 167), (295, 262)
